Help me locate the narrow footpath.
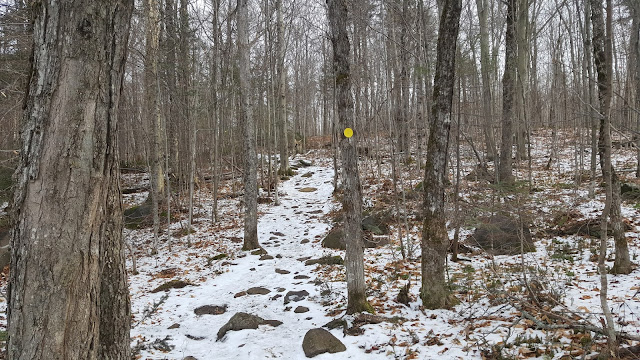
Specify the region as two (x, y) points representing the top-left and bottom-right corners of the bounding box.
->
(131, 157), (387, 359)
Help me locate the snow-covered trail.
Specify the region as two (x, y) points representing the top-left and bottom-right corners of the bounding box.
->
(131, 159), (386, 360)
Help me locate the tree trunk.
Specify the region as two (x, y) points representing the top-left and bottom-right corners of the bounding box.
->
(397, 0), (410, 154)
(589, 0), (631, 276)
(277, 0), (289, 173)
(210, 0), (221, 223)
(238, 0), (259, 250)
(631, 2), (640, 178)
(515, 0), (529, 160)
(499, 0), (517, 183)
(327, 0), (371, 314)
(590, 0), (618, 354)
(145, 0), (163, 254)
(475, 0), (496, 163)
(421, 0), (462, 310)
(8, 1), (133, 358)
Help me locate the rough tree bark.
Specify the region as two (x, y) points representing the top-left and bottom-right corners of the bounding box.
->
(596, 0), (631, 275)
(397, 0), (410, 154)
(238, 0), (259, 250)
(145, 0), (164, 254)
(327, 0), (371, 314)
(277, 0), (289, 173)
(8, 1), (133, 359)
(631, 1), (640, 177)
(515, 0), (529, 160)
(590, 0), (618, 354)
(421, 0), (462, 309)
(475, 0), (497, 163)
(498, 0), (517, 183)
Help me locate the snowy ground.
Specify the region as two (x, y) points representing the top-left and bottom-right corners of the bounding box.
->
(128, 156), (393, 359)
(0, 132), (638, 360)
(125, 142), (640, 360)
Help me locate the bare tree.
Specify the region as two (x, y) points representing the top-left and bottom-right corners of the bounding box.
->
(277, 0), (289, 174)
(590, 0), (618, 354)
(421, 0), (462, 309)
(475, 0), (497, 163)
(145, 0), (164, 254)
(8, 1), (133, 358)
(499, 0), (517, 183)
(629, 0), (640, 177)
(327, 0), (371, 314)
(635, 2), (640, 178)
(238, 0), (259, 250)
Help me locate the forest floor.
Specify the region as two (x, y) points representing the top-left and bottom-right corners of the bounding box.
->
(0, 130), (639, 359)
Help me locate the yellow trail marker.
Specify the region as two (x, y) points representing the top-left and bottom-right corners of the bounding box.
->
(344, 127), (353, 138)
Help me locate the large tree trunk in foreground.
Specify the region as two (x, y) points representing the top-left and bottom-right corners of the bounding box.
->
(421, 0), (462, 310)
(327, 0), (371, 314)
(238, 0), (259, 250)
(8, 1), (133, 359)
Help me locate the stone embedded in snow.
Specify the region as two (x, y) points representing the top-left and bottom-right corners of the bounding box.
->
(264, 319), (284, 327)
(186, 334), (205, 341)
(294, 275), (310, 280)
(275, 268), (290, 274)
(298, 187), (317, 193)
(294, 306), (309, 313)
(246, 287), (271, 295)
(150, 279), (191, 293)
(168, 323), (180, 329)
(284, 290), (309, 304)
(234, 291), (247, 298)
(271, 231), (285, 236)
(321, 227), (389, 250)
(217, 312), (282, 341)
(300, 239), (310, 244)
(183, 357), (197, 360)
(259, 254), (274, 260)
(305, 256), (344, 266)
(301, 172), (313, 178)
(194, 305), (227, 316)
(302, 328), (346, 358)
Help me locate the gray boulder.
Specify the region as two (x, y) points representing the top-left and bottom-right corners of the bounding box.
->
(321, 227), (389, 250)
(216, 312), (282, 340)
(284, 290), (309, 304)
(302, 328), (346, 358)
